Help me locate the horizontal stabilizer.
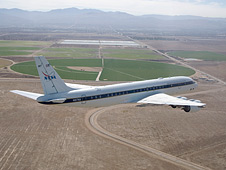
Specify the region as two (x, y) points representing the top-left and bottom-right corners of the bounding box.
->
(10, 90), (43, 100)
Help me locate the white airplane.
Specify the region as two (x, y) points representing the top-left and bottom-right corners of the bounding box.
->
(11, 56), (205, 112)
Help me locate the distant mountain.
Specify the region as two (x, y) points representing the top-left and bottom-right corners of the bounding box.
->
(0, 8), (226, 35)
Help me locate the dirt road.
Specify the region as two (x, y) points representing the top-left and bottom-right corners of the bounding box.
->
(86, 105), (211, 170)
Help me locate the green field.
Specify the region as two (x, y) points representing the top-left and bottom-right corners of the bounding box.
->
(11, 58), (195, 81)
(102, 48), (163, 59)
(0, 40), (52, 47)
(0, 40), (163, 60)
(38, 48), (163, 59)
(168, 51), (226, 61)
(0, 46), (41, 56)
(2, 40), (196, 81)
(11, 59), (101, 80)
(100, 59), (194, 81)
(0, 40), (51, 56)
(37, 47), (98, 58)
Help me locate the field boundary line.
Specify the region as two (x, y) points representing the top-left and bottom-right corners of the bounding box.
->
(54, 66), (98, 75)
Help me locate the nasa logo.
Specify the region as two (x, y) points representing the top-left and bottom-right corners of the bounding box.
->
(42, 72), (56, 80)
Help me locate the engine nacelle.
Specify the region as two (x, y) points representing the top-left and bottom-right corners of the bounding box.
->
(194, 100), (201, 103)
(189, 99), (201, 103)
(183, 106), (201, 112)
(177, 96), (188, 100)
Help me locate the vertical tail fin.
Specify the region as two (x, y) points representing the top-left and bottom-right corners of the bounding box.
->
(35, 56), (71, 95)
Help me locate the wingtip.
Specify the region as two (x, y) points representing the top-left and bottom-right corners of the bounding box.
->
(10, 90), (19, 93)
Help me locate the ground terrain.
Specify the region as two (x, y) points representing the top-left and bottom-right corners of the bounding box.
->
(143, 38), (226, 53)
(0, 32), (226, 169)
(189, 61), (226, 82)
(140, 38), (226, 85)
(97, 84), (226, 170)
(0, 79), (189, 170)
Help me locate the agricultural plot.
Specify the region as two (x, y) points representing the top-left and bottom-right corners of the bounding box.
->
(0, 47), (41, 56)
(37, 47), (99, 58)
(100, 59), (195, 81)
(102, 48), (163, 60)
(11, 59), (101, 80)
(0, 40), (52, 47)
(168, 51), (226, 61)
(0, 40), (52, 56)
(0, 58), (12, 68)
(11, 58), (195, 81)
(0, 40), (162, 59)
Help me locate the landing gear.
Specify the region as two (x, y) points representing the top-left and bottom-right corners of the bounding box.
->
(171, 105), (177, 108)
(183, 106), (191, 112)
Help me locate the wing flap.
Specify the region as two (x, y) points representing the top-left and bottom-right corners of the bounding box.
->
(138, 93), (206, 107)
(10, 90), (43, 100)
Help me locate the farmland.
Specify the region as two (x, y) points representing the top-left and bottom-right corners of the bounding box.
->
(11, 59), (102, 80)
(0, 40), (51, 56)
(0, 58), (12, 68)
(0, 40), (163, 59)
(36, 47), (163, 59)
(11, 58), (195, 81)
(102, 48), (163, 60)
(37, 47), (99, 58)
(0, 47), (41, 56)
(168, 51), (226, 61)
(100, 59), (194, 81)
(0, 40), (52, 47)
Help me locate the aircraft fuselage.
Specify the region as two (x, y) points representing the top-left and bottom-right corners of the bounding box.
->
(37, 76), (197, 107)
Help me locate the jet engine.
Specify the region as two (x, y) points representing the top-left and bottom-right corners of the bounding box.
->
(183, 106), (201, 112)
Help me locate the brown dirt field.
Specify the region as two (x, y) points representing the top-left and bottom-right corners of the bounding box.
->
(0, 58), (13, 68)
(0, 57), (37, 79)
(68, 66), (102, 72)
(189, 61), (226, 82)
(98, 83), (226, 170)
(0, 79), (189, 170)
(1, 56), (34, 63)
(143, 39), (226, 53)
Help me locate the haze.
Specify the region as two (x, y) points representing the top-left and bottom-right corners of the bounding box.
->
(2, 0), (226, 18)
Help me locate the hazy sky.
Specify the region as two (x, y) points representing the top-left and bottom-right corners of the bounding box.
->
(1, 0), (226, 18)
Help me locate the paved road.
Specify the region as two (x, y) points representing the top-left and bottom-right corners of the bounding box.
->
(85, 105), (211, 170)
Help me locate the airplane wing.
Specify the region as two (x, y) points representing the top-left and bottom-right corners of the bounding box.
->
(137, 93), (205, 107)
(10, 83), (95, 101)
(10, 90), (43, 100)
(65, 83), (96, 90)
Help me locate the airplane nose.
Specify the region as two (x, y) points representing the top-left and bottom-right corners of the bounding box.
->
(195, 83), (198, 88)
(193, 81), (198, 89)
